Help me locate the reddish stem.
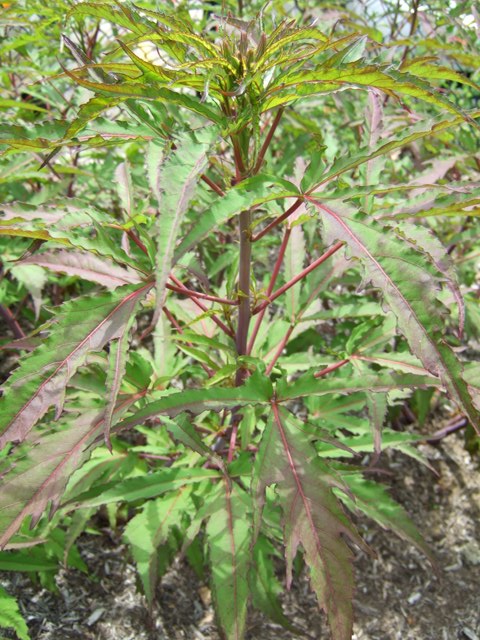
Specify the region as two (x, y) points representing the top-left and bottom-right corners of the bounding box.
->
(166, 283), (238, 306)
(247, 227), (291, 354)
(169, 275), (235, 338)
(253, 108), (284, 174)
(314, 359), (350, 378)
(251, 198), (303, 243)
(162, 305), (183, 333)
(231, 136), (246, 181)
(227, 418), (239, 463)
(0, 304), (25, 339)
(253, 241), (344, 315)
(201, 173), (225, 197)
(266, 324), (295, 375)
(126, 229), (148, 255)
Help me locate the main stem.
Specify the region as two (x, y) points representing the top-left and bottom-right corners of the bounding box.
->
(235, 209), (252, 385)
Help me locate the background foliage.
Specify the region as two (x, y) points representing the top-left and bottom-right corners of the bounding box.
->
(0, 1), (479, 639)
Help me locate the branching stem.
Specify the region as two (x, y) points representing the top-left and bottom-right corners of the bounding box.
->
(248, 227), (291, 354)
(169, 275), (235, 338)
(251, 198), (303, 243)
(253, 241), (344, 315)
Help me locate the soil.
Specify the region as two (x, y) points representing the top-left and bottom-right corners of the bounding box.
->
(1, 432), (479, 640)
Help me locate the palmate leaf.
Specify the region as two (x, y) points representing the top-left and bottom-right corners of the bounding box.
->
(153, 126), (217, 319)
(309, 199), (480, 433)
(0, 283), (152, 449)
(253, 405), (366, 640)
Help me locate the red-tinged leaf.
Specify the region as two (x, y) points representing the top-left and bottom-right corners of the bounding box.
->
(390, 220), (465, 338)
(401, 57), (480, 92)
(67, 2), (149, 34)
(206, 479), (251, 640)
(20, 250), (142, 288)
(309, 199), (480, 433)
(271, 64), (472, 120)
(61, 67), (226, 125)
(284, 218), (305, 322)
(0, 283), (152, 449)
(253, 405), (366, 640)
(0, 408), (105, 548)
(103, 311), (138, 449)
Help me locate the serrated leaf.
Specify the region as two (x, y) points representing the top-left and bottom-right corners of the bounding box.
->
(103, 309), (138, 448)
(20, 250), (142, 288)
(253, 405), (364, 640)
(124, 487), (194, 606)
(117, 368), (272, 432)
(337, 471), (435, 565)
(250, 535), (296, 631)
(0, 585), (30, 640)
(62, 68), (225, 125)
(66, 467), (221, 509)
(0, 409), (105, 548)
(206, 479), (251, 640)
(0, 283), (151, 448)
(115, 161), (134, 217)
(308, 109), (480, 192)
(153, 127), (216, 320)
(309, 200), (480, 432)
(175, 175), (299, 260)
(276, 369), (440, 401)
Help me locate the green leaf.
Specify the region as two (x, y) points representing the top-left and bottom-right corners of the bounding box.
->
(62, 68), (226, 125)
(175, 175), (299, 260)
(0, 585), (30, 640)
(253, 406), (366, 640)
(308, 109), (480, 192)
(206, 479), (251, 640)
(250, 535), (296, 631)
(276, 368), (440, 401)
(124, 487), (195, 607)
(117, 368), (272, 432)
(66, 468), (221, 509)
(337, 471), (435, 565)
(269, 64), (472, 120)
(153, 125), (217, 321)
